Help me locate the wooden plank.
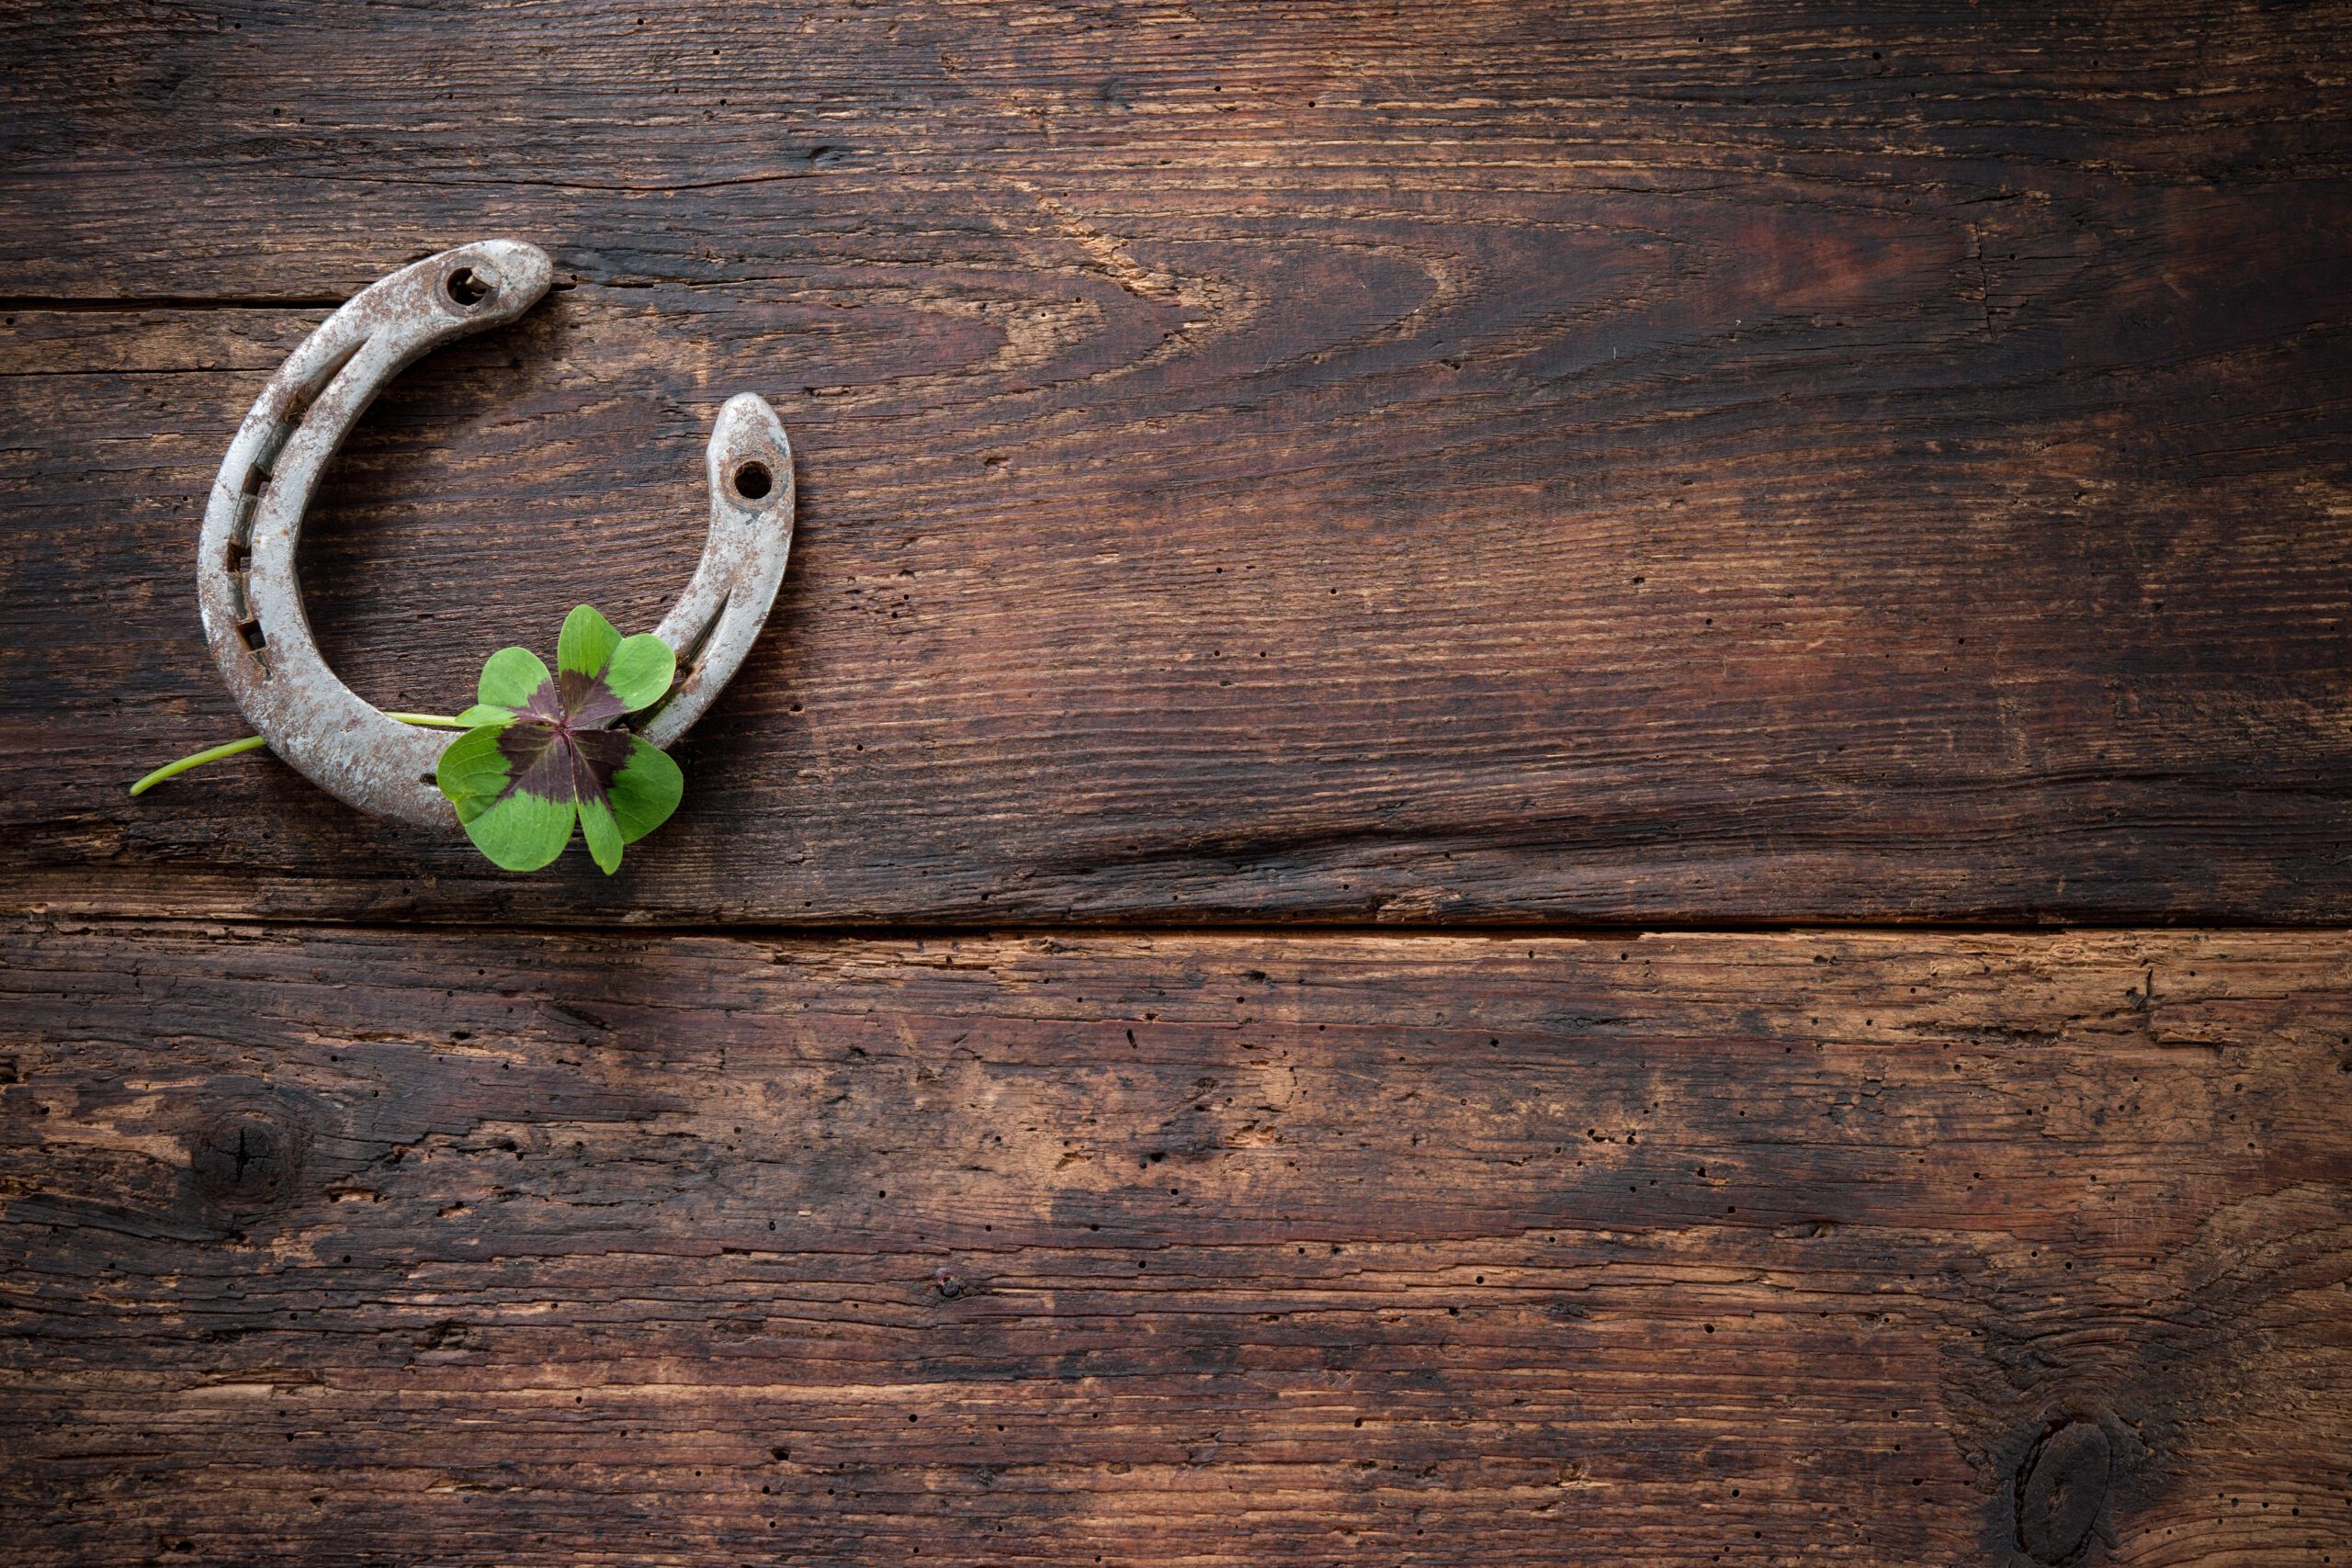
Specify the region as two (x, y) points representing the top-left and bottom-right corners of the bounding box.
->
(5, 2), (2352, 924)
(3, 920), (2347, 1563)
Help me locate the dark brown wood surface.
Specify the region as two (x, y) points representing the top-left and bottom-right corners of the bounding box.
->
(6, 4), (2352, 1564)
(4, 0), (2351, 922)
(6, 923), (2350, 1565)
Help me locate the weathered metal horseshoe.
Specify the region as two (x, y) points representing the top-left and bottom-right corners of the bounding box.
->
(196, 239), (793, 829)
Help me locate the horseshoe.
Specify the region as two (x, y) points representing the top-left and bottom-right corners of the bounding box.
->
(195, 238), (794, 829)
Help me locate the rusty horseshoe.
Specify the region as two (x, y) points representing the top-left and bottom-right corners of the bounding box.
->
(194, 239), (794, 829)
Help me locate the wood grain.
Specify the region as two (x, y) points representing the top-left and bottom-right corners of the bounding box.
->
(4, 0), (2352, 922)
(4, 921), (2349, 1563)
(8, 11), (2350, 1565)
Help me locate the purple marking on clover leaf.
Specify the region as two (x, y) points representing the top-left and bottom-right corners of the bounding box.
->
(435, 605), (684, 874)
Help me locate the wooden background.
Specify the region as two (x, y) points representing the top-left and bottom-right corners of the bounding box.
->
(3, 1), (2348, 1562)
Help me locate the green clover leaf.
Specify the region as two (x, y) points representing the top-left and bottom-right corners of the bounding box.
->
(435, 604), (684, 874)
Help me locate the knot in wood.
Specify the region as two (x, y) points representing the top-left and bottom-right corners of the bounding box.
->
(2016, 1418), (2110, 1564)
(190, 1111), (297, 1210)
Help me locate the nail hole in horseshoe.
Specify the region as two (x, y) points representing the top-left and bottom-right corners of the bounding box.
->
(732, 460), (773, 501)
(446, 267), (492, 308)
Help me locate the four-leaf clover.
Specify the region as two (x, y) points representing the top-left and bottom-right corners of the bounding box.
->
(435, 604), (685, 874)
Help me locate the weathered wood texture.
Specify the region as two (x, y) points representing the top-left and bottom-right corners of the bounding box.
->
(5, 1), (2352, 923)
(4, 923), (2349, 1564)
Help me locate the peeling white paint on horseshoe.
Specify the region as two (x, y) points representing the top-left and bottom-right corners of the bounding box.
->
(196, 240), (794, 829)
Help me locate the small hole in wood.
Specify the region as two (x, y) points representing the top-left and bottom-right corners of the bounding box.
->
(733, 460), (773, 501)
(446, 267), (492, 307)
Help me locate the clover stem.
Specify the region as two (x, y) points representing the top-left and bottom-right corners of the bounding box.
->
(129, 714), (470, 796)
(128, 736), (267, 796)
